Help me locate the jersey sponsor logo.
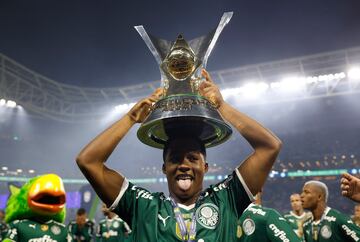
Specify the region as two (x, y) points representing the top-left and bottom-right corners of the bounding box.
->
(342, 224), (360, 241)
(102, 230), (118, 238)
(195, 203), (219, 229)
(324, 215), (336, 222)
(269, 224), (290, 242)
(51, 225), (61, 235)
(213, 182), (227, 192)
(28, 235), (58, 242)
(320, 225), (332, 239)
(242, 218), (255, 236)
(248, 207), (266, 216)
(131, 185), (154, 200)
(158, 214), (170, 227)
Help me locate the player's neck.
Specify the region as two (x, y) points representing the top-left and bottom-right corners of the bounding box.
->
(293, 209), (304, 216)
(170, 190), (203, 206)
(312, 203), (326, 221)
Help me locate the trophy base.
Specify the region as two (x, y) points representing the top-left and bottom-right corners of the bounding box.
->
(137, 94), (232, 149)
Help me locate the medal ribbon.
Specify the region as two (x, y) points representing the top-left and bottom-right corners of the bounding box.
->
(170, 194), (205, 242)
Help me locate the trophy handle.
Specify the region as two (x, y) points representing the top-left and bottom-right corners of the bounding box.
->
(202, 12), (233, 68)
(134, 25), (163, 65)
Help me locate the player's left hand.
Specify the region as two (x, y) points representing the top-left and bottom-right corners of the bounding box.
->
(199, 69), (224, 109)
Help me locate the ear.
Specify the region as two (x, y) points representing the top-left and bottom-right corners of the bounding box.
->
(204, 163), (209, 173)
(162, 164), (166, 174)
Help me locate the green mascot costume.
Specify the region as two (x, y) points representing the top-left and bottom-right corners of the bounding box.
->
(3, 173), (69, 241)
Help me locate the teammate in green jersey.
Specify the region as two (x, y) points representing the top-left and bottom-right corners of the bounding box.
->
(68, 208), (95, 242)
(76, 69), (282, 241)
(341, 173), (360, 202)
(96, 204), (131, 242)
(301, 180), (360, 241)
(283, 193), (312, 238)
(236, 192), (301, 242)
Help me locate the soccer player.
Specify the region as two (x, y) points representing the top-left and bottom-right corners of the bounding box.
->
(301, 180), (360, 241)
(76, 69), (282, 241)
(341, 173), (360, 202)
(283, 193), (312, 238)
(68, 208), (95, 242)
(96, 203), (131, 241)
(236, 192), (301, 241)
(351, 204), (360, 227)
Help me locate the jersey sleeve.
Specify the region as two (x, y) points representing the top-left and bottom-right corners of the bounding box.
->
(337, 213), (360, 241)
(266, 210), (302, 242)
(109, 178), (155, 228)
(209, 170), (254, 217)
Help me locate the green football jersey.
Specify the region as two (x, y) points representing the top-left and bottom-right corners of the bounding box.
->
(303, 207), (360, 242)
(67, 219), (95, 242)
(284, 211), (312, 238)
(236, 204), (301, 242)
(4, 219), (68, 242)
(111, 170), (253, 242)
(95, 216), (131, 242)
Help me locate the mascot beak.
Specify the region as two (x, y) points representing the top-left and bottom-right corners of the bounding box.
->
(28, 174), (66, 214)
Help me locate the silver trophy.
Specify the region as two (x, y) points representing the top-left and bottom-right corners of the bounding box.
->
(135, 12), (233, 149)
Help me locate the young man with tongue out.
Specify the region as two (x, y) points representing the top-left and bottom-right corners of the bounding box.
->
(76, 69), (282, 242)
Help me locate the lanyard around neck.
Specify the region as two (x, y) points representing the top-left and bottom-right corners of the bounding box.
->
(170, 196), (204, 242)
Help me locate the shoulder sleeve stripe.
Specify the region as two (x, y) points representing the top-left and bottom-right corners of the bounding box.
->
(235, 167), (255, 202)
(110, 178), (129, 211)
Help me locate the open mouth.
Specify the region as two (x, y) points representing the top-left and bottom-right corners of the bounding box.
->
(176, 174), (194, 191)
(29, 192), (66, 213)
(28, 174), (66, 214)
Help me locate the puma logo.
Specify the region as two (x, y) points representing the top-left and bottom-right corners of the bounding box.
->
(158, 214), (170, 227)
(29, 224), (36, 229)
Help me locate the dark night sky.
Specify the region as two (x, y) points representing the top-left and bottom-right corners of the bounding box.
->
(1, 0), (360, 88)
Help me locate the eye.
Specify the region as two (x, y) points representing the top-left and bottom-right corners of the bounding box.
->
(187, 153), (199, 162)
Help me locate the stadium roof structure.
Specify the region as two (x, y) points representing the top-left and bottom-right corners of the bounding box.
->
(1, 46), (360, 122)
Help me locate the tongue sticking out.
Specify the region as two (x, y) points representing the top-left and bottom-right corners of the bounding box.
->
(178, 179), (192, 191)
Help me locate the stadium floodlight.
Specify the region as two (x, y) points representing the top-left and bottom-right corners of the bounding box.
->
(221, 81), (269, 100)
(0, 99), (6, 106)
(271, 76), (306, 93)
(6, 100), (17, 108)
(114, 102), (136, 113)
(16, 169), (23, 173)
(348, 67), (360, 81)
(221, 87), (242, 100)
(28, 169), (35, 174)
(240, 82), (269, 99)
(1, 167), (8, 171)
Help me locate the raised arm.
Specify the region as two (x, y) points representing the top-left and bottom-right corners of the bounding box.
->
(199, 69), (282, 195)
(76, 88), (163, 206)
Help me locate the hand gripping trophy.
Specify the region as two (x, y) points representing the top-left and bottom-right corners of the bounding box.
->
(135, 12), (233, 148)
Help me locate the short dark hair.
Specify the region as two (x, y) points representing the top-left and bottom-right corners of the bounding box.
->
(77, 208), (87, 216)
(163, 137), (206, 162)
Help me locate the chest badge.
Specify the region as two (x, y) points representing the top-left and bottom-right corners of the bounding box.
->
(195, 203), (220, 229)
(320, 225), (332, 239)
(242, 218), (256, 236)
